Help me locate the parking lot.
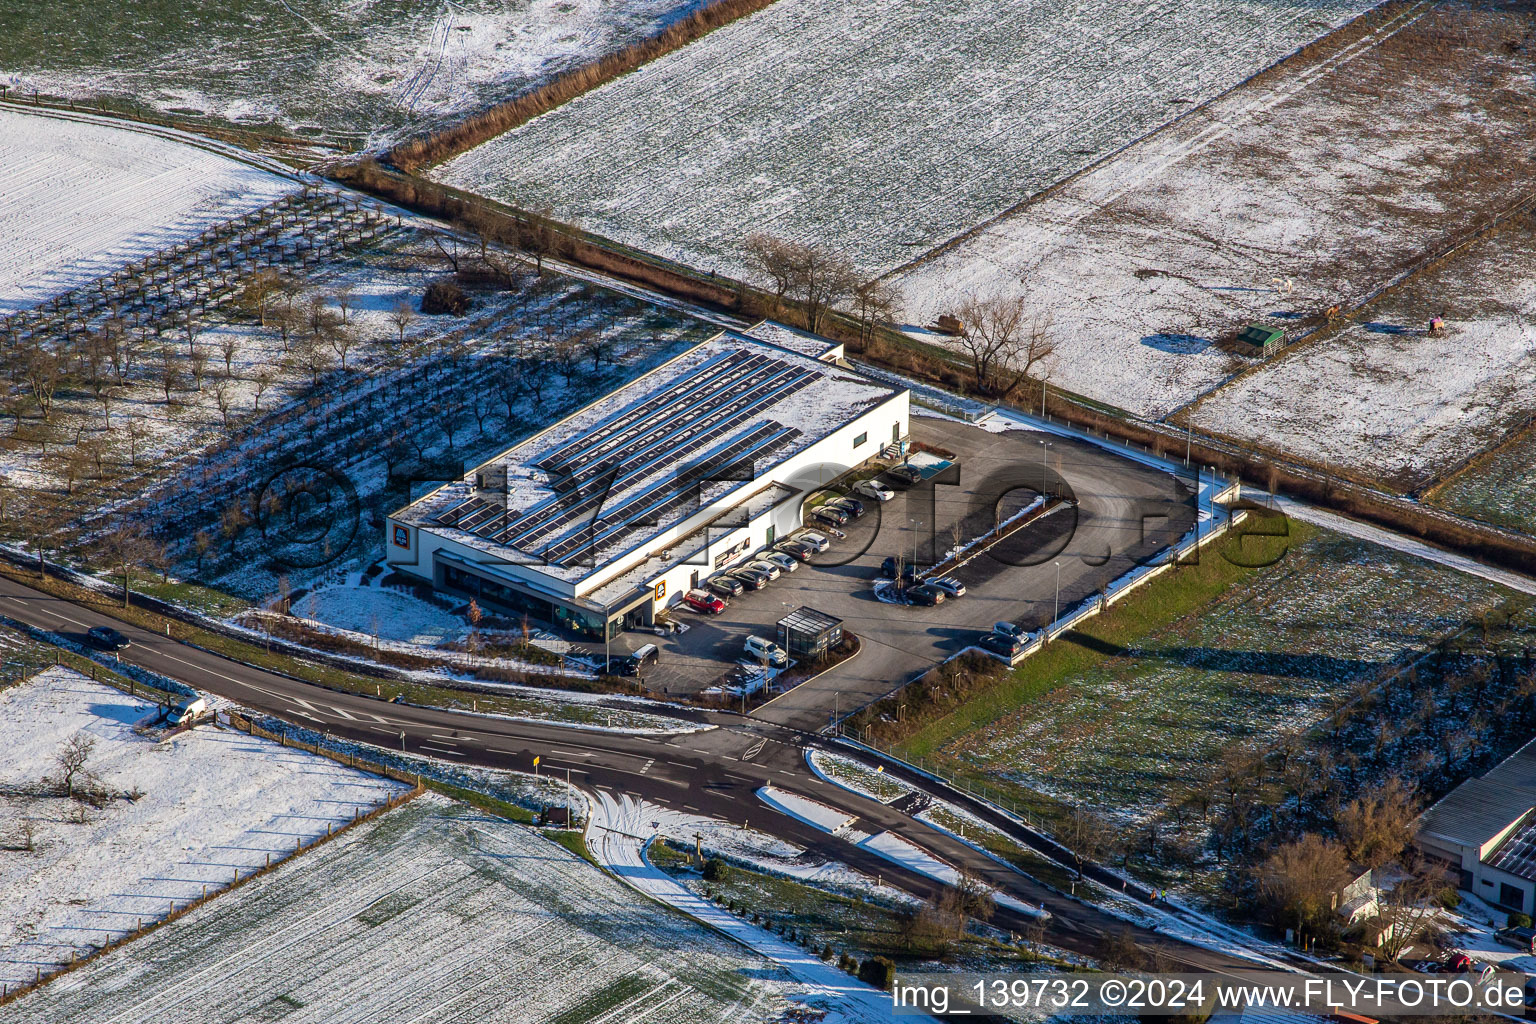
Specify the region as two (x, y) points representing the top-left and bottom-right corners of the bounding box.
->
(630, 413), (1197, 728)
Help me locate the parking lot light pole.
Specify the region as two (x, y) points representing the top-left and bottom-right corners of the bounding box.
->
(1039, 441), (1052, 495)
(1053, 561), (1061, 628)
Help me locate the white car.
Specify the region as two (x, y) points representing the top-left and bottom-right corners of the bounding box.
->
(797, 531), (831, 553)
(761, 551), (800, 573)
(855, 479), (895, 502)
(930, 576), (966, 598)
(743, 635), (789, 668)
(748, 559), (782, 581)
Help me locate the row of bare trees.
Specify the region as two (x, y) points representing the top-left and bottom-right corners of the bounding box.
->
(743, 233), (1054, 397)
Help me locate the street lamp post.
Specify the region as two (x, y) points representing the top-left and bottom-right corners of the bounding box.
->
(1039, 440), (1052, 495)
(1053, 561), (1061, 628)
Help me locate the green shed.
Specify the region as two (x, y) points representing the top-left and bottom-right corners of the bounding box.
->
(1233, 324), (1286, 358)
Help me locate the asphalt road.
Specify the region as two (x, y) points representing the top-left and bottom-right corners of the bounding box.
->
(0, 569), (1270, 976)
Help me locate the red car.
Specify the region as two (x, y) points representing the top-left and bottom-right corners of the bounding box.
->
(683, 588), (726, 614)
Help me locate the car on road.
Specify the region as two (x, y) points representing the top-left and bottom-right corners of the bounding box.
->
(828, 496), (865, 518)
(809, 505), (849, 527)
(775, 540), (815, 562)
(977, 632), (1024, 658)
(85, 626), (130, 651)
(748, 559), (782, 581)
(993, 621), (1029, 641)
(886, 464), (923, 486)
(855, 479), (894, 502)
(761, 551), (799, 573)
(930, 577), (966, 598)
(797, 531), (831, 553)
(743, 635), (789, 668)
(683, 588), (726, 614)
(729, 566), (771, 590)
(907, 583), (946, 606)
(707, 574), (746, 598)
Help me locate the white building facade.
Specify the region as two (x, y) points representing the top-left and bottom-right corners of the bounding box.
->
(385, 323), (909, 640)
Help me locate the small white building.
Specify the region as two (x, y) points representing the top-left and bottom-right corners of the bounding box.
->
(385, 322), (909, 640)
(1417, 737), (1536, 915)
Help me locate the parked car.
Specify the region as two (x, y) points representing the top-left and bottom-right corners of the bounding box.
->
(707, 574), (745, 598)
(683, 588), (726, 614)
(907, 583), (946, 606)
(743, 635), (789, 668)
(828, 496), (865, 518)
(729, 566), (771, 590)
(168, 696), (207, 726)
(978, 632), (1024, 658)
(1497, 927), (1536, 954)
(761, 551), (800, 573)
(880, 556), (898, 579)
(797, 531), (831, 553)
(748, 559), (782, 581)
(887, 464), (923, 486)
(994, 621), (1029, 641)
(810, 505), (849, 527)
(85, 625), (130, 651)
(930, 577), (966, 598)
(775, 540), (815, 562)
(855, 479), (895, 502)
(608, 643), (661, 677)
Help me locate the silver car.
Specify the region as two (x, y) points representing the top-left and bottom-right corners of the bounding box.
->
(930, 576), (966, 598)
(761, 551), (800, 573)
(748, 559), (782, 581)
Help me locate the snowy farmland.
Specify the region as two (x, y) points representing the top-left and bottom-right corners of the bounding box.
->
(0, 108), (296, 312)
(0, 0), (705, 149)
(1187, 225), (1536, 492)
(433, 0), (1375, 280)
(0, 667), (406, 987)
(890, 1), (1536, 419)
(5, 793), (792, 1024)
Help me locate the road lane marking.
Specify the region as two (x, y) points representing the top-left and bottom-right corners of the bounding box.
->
(665, 761), (696, 770)
(419, 745), (464, 757)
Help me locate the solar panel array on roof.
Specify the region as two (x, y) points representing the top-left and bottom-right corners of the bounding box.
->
(433, 347), (823, 566)
(1489, 815), (1536, 881)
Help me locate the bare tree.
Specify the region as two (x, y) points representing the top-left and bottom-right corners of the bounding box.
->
(953, 294), (1055, 398)
(1377, 858), (1452, 962)
(155, 347), (181, 404)
(189, 344), (210, 392)
(1254, 834), (1350, 939)
(332, 285), (356, 324)
(522, 207), (560, 276)
(795, 245), (861, 334)
(54, 732), (97, 797)
(23, 348), (62, 421)
(389, 299), (417, 344)
(426, 228), (463, 274)
(99, 521), (148, 607)
(252, 366), (274, 413)
(327, 324), (357, 370)
(1335, 777), (1418, 869)
(213, 378), (235, 426)
(744, 233), (798, 312)
(852, 277), (899, 346)
(180, 311), (201, 356)
(237, 269), (283, 326)
(219, 331), (239, 375)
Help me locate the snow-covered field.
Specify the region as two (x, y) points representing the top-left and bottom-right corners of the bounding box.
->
(300, 581), (466, 645)
(432, 0), (1374, 281)
(1188, 230), (1536, 491)
(890, 2), (1536, 419)
(7, 792), (789, 1024)
(589, 791), (911, 1024)
(0, 108), (296, 312)
(0, 0), (706, 149)
(0, 667), (406, 986)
